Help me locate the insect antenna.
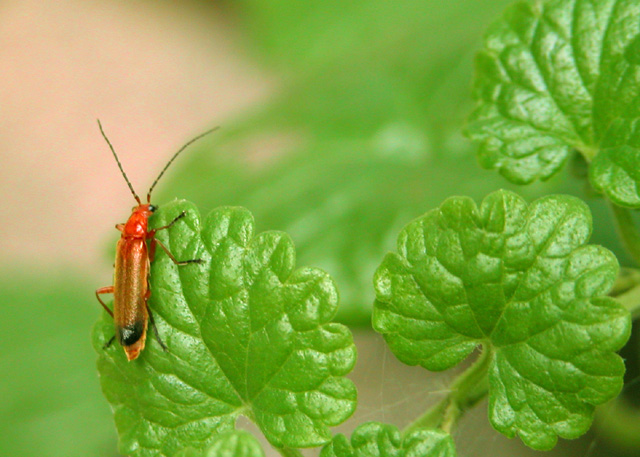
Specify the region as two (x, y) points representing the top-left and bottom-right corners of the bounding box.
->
(146, 126), (220, 202)
(97, 119), (142, 205)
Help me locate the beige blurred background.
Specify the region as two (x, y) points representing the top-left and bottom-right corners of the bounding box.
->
(0, 0), (267, 276)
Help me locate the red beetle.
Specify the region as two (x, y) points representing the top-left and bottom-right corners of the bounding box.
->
(95, 120), (215, 360)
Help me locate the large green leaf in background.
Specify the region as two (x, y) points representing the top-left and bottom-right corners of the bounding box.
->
(94, 201), (357, 457)
(0, 274), (115, 457)
(167, 140), (552, 325)
(161, 0), (576, 325)
(226, 0), (511, 73)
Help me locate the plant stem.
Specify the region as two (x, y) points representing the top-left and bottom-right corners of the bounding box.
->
(277, 448), (304, 457)
(609, 202), (640, 266)
(402, 346), (492, 437)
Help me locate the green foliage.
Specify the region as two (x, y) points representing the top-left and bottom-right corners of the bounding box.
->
(591, 119), (640, 207)
(373, 190), (631, 449)
(168, 142), (545, 325)
(174, 431), (264, 457)
(93, 201), (356, 457)
(467, 0), (640, 201)
(0, 274), (115, 457)
(320, 423), (456, 457)
(229, 0), (512, 74)
(88, 1), (640, 455)
(3, 1), (638, 456)
(162, 0), (567, 326)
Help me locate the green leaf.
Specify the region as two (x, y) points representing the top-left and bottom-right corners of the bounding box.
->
(320, 423), (456, 457)
(93, 200), (357, 457)
(467, 0), (640, 194)
(175, 431), (264, 457)
(590, 118), (640, 207)
(373, 190), (631, 450)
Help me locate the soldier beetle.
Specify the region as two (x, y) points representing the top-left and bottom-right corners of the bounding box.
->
(95, 120), (216, 361)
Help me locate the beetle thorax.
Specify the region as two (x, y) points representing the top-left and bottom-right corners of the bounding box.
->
(123, 206), (152, 238)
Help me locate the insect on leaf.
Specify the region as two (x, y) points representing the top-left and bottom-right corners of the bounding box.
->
(93, 200), (357, 457)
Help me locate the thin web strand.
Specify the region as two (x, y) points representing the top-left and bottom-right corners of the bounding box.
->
(146, 126), (220, 202)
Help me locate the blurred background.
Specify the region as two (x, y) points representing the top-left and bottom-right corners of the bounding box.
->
(1, 1), (639, 456)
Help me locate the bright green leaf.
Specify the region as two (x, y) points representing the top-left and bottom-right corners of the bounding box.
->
(373, 190), (631, 449)
(467, 0), (640, 195)
(320, 423), (456, 457)
(93, 201), (357, 457)
(591, 118), (640, 207)
(175, 431), (265, 457)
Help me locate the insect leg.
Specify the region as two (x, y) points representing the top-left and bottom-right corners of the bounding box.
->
(97, 287), (116, 349)
(147, 211), (189, 263)
(149, 235), (158, 262)
(146, 299), (168, 352)
(95, 286), (115, 318)
(152, 237), (204, 265)
(103, 335), (116, 349)
(153, 211), (187, 232)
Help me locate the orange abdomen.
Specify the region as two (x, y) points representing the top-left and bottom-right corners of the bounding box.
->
(113, 237), (149, 359)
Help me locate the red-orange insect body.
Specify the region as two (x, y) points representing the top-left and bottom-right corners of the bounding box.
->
(96, 121), (214, 361)
(111, 204), (154, 360)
